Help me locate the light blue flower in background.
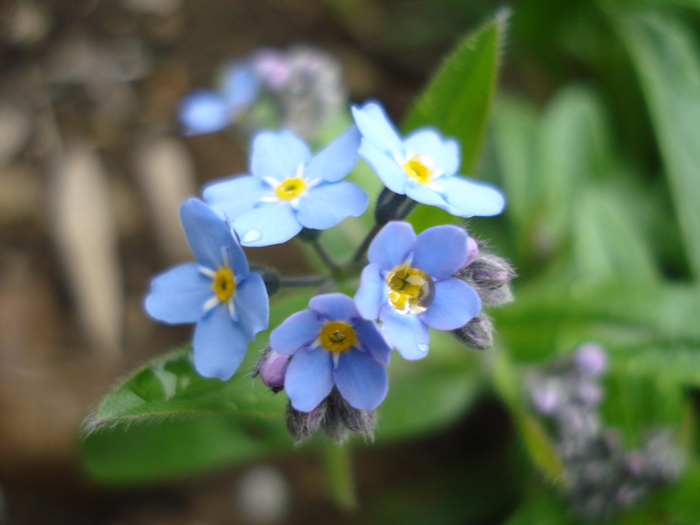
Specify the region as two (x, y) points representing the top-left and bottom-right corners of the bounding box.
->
(203, 125), (367, 247)
(269, 293), (390, 412)
(354, 221), (481, 360)
(351, 100), (505, 217)
(144, 198), (269, 380)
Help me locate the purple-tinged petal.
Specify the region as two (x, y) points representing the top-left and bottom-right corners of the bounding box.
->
(250, 130), (312, 181)
(179, 90), (229, 136)
(309, 293), (359, 322)
(380, 306), (430, 360)
(233, 272), (269, 340)
(270, 309), (323, 355)
(367, 221), (416, 271)
(354, 263), (386, 320)
(180, 198), (232, 269)
(193, 305), (249, 380)
(285, 346), (334, 412)
(351, 101), (404, 154)
(403, 128), (460, 177)
(334, 349), (388, 410)
(358, 139), (406, 194)
(144, 263), (212, 324)
(412, 225), (468, 281)
(352, 318), (391, 365)
(419, 278), (480, 330)
(203, 175), (271, 221)
(295, 181), (368, 230)
(304, 125), (360, 183)
(232, 202), (302, 247)
(256, 348), (291, 389)
(437, 176), (505, 217)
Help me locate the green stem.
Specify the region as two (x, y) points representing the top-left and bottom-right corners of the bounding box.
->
(311, 239), (339, 272)
(280, 275), (329, 287)
(322, 440), (357, 511)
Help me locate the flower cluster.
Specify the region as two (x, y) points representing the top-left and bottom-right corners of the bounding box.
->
(144, 96), (514, 442)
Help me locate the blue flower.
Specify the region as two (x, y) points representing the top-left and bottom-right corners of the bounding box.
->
(203, 126), (368, 247)
(144, 198), (269, 380)
(351, 101), (505, 217)
(269, 293), (390, 412)
(179, 61), (260, 136)
(354, 221), (481, 360)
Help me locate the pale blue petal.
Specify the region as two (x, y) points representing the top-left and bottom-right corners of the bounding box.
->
(358, 140), (406, 194)
(270, 309), (323, 355)
(202, 176), (271, 221)
(354, 263), (386, 320)
(334, 349), (388, 410)
(232, 202), (302, 247)
(304, 125), (360, 183)
(309, 293), (359, 322)
(179, 90), (229, 136)
(412, 225), (468, 281)
(295, 182), (368, 230)
(193, 305), (248, 380)
(404, 181), (450, 208)
(368, 221), (416, 271)
(419, 278), (481, 330)
(352, 319), (391, 365)
(380, 306), (430, 360)
(233, 272), (269, 340)
(180, 198), (232, 269)
(285, 346), (334, 412)
(220, 61), (259, 111)
(437, 176), (505, 217)
(403, 128), (460, 177)
(250, 130), (312, 181)
(144, 263), (211, 324)
(351, 101), (404, 154)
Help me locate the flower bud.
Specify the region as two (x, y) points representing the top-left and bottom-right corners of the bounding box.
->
(572, 343), (607, 378)
(453, 252), (515, 306)
(253, 347), (291, 393)
(452, 312), (493, 350)
(461, 236), (480, 269)
(322, 389), (376, 443)
(373, 187), (416, 224)
(285, 399), (328, 444)
(250, 265), (281, 296)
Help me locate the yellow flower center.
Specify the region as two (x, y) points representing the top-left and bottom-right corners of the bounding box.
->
(402, 154), (434, 184)
(213, 267), (235, 302)
(319, 321), (356, 353)
(386, 266), (435, 314)
(275, 177), (306, 200)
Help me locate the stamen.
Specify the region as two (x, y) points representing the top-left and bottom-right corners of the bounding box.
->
(319, 321), (356, 353)
(212, 267), (236, 302)
(275, 176), (307, 200)
(402, 154), (435, 184)
(386, 266), (435, 314)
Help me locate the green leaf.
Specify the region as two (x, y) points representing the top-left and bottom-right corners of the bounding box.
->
(618, 12), (700, 277)
(504, 485), (571, 525)
(402, 8), (509, 174)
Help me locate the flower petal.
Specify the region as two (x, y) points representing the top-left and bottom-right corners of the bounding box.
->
(404, 181), (450, 208)
(309, 293), (359, 322)
(250, 130), (311, 181)
(334, 349), (388, 410)
(270, 309), (324, 355)
(193, 305), (249, 380)
(203, 175), (271, 221)
(368, 221), (416, 271)
(351, 101), (404, 154)
(232, 202), (302, 247)
(304, 125), (360, 183)
(295, 181), (368, 230)
(354, 263), (386, 320)
(438, 176), (505, 217)
(403, 128), (460, 177)
(412, 225), (468, 281)
(233, 272), (269, 340)
(180, 198), (233, 269)
(285, 346), (334, 412)
(358, 139), (406, 194)
(380, 306), (430, 360)
(178, 90), (229, 136)
(144, 262), (212, 324)
(419, 278), (481, 330)
(352, 318), (391, 365)
(220, 61), (260, 111)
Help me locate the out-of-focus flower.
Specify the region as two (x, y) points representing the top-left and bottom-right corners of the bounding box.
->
(144, 198), (269, 380)
(351, 101), (505, 217)
(355, 221), (481, 360)
(269, 293), (390, 413)
(203, 126), (366, 247)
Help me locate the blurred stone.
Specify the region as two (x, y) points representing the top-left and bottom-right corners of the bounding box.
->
(122, 0), (182, 16)
(237, 465), (289, 524)
(0, 164), (42, 224)
(3, 0), (51, 47)
(0, 105), (32, 167)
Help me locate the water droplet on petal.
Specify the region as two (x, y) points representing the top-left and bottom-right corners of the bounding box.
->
(418, 343), (429, 354)
(242, 229), (261, 243)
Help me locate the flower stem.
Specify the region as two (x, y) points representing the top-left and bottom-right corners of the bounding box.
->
(322, 440), (357, 511)
(311, 239), (340, 272)
(280, 275), (329, 287)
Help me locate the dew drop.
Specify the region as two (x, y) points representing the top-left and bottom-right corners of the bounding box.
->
(418, 343), (429, 354)
(242, 229), (262, 243)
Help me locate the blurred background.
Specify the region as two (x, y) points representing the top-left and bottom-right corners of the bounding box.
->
(1, 0), (700, 523)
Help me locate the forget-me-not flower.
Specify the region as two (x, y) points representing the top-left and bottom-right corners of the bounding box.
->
(269, 293), (390, 412)
(351, 101), (505, 217)
(203, 126), (367, 247)
(355, 221), (481, 360)
(144, 198), (269, 380)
